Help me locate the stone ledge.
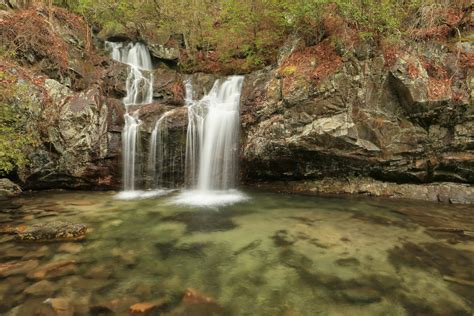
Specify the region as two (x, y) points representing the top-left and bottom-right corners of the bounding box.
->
(248, 177), (474, 204)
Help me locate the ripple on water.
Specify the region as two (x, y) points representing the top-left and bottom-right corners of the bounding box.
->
(114, 189), (173, 200)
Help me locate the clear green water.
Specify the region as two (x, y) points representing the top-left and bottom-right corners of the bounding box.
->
(0, 191), (473, 315)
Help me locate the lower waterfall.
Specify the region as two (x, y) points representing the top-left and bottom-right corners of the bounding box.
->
(122, 112), (141, 191)
(174, 76), (248, 206)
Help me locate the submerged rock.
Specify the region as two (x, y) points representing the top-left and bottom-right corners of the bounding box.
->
(129, 299), (169, 314)
(0, 260), (39, 277)
(15, 221), (87, 241)
(272, 230), (298, 246)
(175, 288), (224, 316)
(43, 298), (74, 316)
(23, 280), (55, 297)
(335, 258), (360, 267)
(27, 260), (78, 280)
(341, 287), (382, 304)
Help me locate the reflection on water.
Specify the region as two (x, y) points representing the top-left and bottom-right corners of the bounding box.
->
(0, 191), (473, 315)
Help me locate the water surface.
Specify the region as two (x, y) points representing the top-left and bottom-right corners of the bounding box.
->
(1, 191), (473, 315)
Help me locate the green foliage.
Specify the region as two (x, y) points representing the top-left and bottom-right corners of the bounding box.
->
(54, 0), (456, 71)
(0, 69), (39, 175)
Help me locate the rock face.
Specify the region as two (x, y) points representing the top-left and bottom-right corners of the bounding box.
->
(15, 79), (122, 190)
(2, 6), (472, 203)
(15, 221), (87, 241)
(240, 41), (473, 189)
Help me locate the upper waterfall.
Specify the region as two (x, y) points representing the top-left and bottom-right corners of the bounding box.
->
(106, 41), (155, 195)
(105, 41), (153, 107)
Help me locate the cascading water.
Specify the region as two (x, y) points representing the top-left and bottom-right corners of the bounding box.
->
(148, 110), (173, 188)
(122, 112), (141, 191)
(174, 76), (248, 206)
(106, 41), (155, 198)
(105, 41), (154, 106)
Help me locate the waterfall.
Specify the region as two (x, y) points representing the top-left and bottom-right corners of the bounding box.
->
(105, 41), (154, 107)
(184, 80), (204, 187)
(148, 111), (171, 188)
(122, 112), (141, 191)
(106, 41), (155, 197)
(174, 76), (248, 206)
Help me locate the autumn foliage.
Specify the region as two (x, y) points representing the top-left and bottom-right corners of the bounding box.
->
(0, 7), (69, 71)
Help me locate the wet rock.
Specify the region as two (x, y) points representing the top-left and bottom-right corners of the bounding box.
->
(0, 260), (39, 277)
(15, 221), (87, 241)
(0, 179), (21, 199)
(250, 179), (474, 204)
(341, 287), (382, 304)
(272, 230), (297, 246)
(27, 260), (78, 280)
(24, 280), (55, 297)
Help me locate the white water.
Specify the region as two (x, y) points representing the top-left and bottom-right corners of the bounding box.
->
(148, 111), (172, 188)
(175, 76), (248, 206)
(122, 112), (141, 191)
(106, 41), (154, 195)
(105, 41), (154, 107)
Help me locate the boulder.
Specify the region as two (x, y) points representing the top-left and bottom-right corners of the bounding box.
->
(15, 221), (87, 241)
(149, 44), (180, 61)
(0, 179), (21, 198)
(18, 79), (120, 190)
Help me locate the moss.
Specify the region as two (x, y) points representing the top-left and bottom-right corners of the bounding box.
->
(0, 68), (40, 175)
(281, 65), (297, 77)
